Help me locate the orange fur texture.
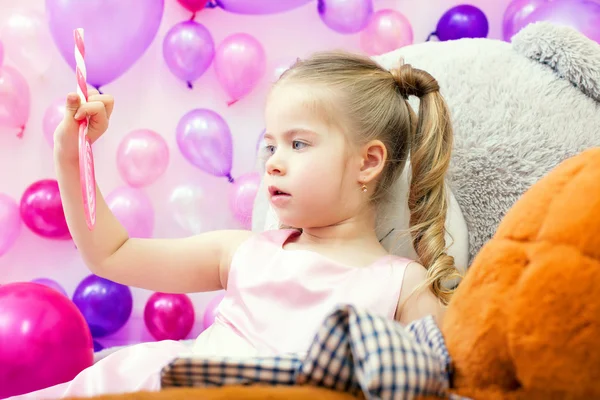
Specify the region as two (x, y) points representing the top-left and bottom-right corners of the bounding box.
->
(443, 148), (600, 400)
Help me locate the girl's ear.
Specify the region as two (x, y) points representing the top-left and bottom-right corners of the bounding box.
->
(358, 139), (387, 184)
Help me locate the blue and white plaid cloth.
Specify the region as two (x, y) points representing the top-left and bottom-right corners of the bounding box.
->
(161, 305), (470, 399)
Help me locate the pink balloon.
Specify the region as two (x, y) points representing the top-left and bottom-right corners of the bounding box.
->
(360, 9), (414, 56)
(116, 129), (169, 188)
(0, 65), (30, 138)
(202, 291), (225, 329)
(229, 172), (260, 229)
(144, 292), (195, 341)
(318, 0), (373, 34)
(214, 33), (266, 105)
(0, 40), (4, 65)
(106, 187), (154, 238)
(42, 97), (66, 149)
(0, 193), (21, 256)
(20, 179), (71, 240)
(177, 0), (209, 13)
(0, 282), (93, 398)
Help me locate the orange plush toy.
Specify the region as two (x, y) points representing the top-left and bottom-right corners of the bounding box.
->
(443, 147), (600, 400)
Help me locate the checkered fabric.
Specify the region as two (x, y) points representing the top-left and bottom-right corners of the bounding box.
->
(161, 305), (470, 399)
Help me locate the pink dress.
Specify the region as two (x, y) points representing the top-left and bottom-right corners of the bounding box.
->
(10, 229), (411, 399)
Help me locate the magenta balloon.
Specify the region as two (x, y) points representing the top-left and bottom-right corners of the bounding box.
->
(163, 21), (215, 88)
(0, 65), (30, 137)
(176, 109), (234, 180)
(0, 40), (4, 65)
(144, 292), (195, 341)
(0, 193), (21, 256)
(177, 0), (209, 12)
(45, 0), (164, 88)
(0, 282), (93, 398)
(502, 0), (548, 41)
(31, 278), (68, 297)
(318, 0), (373, 34)
(214, 33), (266, 104)
(360, 9), (413, 56)
(229, 172), (260, 229)
(20, 179), (71, 240)
(202, 291), (225, 329)
(518, 0), (600, 44)
(116, 129), (169, 187)
(42, 97), (66, 149)
(106, 187), (154, 238)
(217, 0), (312, 14)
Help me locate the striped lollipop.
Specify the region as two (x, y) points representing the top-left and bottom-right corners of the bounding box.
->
(74, 28), (96, 231)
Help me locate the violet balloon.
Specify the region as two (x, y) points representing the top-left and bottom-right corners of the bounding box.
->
(229, 172), (260, 229)
(214, 33), (266, 104)
(20, 179), (71, 240)
(216, 0), (312, 15)
(163, 21), (215, 89)
(434, 4), (489, 41)
(177, 0), (209, 12)
(318, 0), (373, 34)
(42, 97), (66, 149)
(0, 193), (21, 257)
(203, 291), (225, 329)
(106, 187), (154, 238)
(0, 65), (30, 138)
(360, 9), (413, 56)
(519, 0), (600, 44)
(116, 129), (169, 188)
(502, 0), (548, 41)
(93, 340), (104, 352)
(0, 282), (93, 398)
(45, 0), (164, 88)
(144, 293), (195, 341)
(31, 278), (67, 297)
(73, 275), (133, 338)
(176, 109), (234, 180)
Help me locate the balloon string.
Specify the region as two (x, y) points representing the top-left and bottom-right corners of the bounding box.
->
(426, 31), (437, 42)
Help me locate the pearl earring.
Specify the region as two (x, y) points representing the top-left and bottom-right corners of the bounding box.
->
(361, 184), (367, 193)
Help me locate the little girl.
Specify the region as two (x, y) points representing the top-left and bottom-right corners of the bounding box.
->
(12, 51), (461, 398)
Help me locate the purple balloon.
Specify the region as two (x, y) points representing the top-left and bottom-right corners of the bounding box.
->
(229, 172), (260, 229)
(72, 275), (133, 338)
(45, 0), (164, 88)
(435, 4), (489, 41)
(502, 0), (549, 41)
(163, 21), (215, 89)
(203, 292), (225, 329)
(318, 0), (373, 34)
(106, 187), (154, 238)
(20, 179), (71, 240)
(176, 109), (233, 180)
(0, 282), (93, 398)
(31, 278), (67, 297)
(0, 193), (21, 257)
(93, 340), (104, 352)
(144, 292), (195, 341)
(217, 0), (312, 15)
(519, 0), (600, 44)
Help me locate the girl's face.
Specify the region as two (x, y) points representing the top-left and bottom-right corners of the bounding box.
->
(263, 83), (366, 229)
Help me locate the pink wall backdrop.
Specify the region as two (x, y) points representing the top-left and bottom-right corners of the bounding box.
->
(2, 0), (591, 347)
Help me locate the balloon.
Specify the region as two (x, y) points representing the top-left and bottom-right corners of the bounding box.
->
(0, 40), (3, 65)
(216, 0), (312, 15)
(518, 0), (600, 44)
(31, 278), (67, 297)
(20, 179), (71, 240)
(144, 292), (195, 341)
(271, 56), (297, 82)
(168, 184), (207, 235)
(163, 21), (215, 89)
(45, 0), (164, 88)
(0, 65), (30, 138)
(214, 33), (266, 104)
(72, 275), (133, 338)
(93, 340), (104, 352)
(106, 187), (154, 238)
(434, 5), (489, 41)
(318, 0), (373, 34)
(177, 0), (209, 13)
(0, 282), (93, 398)
(203, 291), (225, 329)
(502, 0), (549, 41)
(176, 109), (234, 180)
(0, 9), (55, 76)
(360, 9), (414, 56)
(42, 97), (66, 148)
(116, 129), (170, 188)
(0, 193), (21, 256)
(256, 129), (266, 154)
(229, 172), (260, 229)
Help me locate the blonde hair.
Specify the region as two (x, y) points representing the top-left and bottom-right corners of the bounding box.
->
(277, 51), (462, 305)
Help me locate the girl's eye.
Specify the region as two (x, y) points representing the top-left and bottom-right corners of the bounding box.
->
(292, 140), (307, 150)
(265, 145), (276, 155)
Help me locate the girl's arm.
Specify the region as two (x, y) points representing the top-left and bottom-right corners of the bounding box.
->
(395, 263), (446, 325)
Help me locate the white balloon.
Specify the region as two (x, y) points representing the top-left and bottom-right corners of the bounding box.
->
(168, 184), (208, 235)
